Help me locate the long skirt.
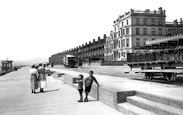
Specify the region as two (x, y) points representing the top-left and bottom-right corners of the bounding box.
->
(38, 80), (47, 88)
(30, 74), (38, 89)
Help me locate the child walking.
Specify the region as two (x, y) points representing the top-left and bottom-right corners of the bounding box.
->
(76, 74), (84, 102)
(84, 70), (99, 102)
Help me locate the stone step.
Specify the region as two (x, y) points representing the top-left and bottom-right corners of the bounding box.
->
(127, 96), (183, 115)
(117, 102), (157, 115)
(136, 91), (183, 110)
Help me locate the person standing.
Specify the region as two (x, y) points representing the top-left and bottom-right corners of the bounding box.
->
(76, 74), (84, 102)
(37, 63), (47, 93)
(29, 64), (38, 94)
(84, 70), (99, 102)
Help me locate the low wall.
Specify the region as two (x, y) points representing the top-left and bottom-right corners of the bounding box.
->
(101, 61), (126, 66)
(82, 61), (101, 66)
(63, 74), (78, 88)
(90, 84), (135, 108)
(82, 61), (127, 66)
(60, 73), (135, 109)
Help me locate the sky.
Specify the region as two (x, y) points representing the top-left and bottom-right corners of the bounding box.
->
(0, 0), (182, 61)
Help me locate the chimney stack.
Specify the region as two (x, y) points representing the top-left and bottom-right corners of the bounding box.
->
(174, 19), (178, 26)
(180, 18), (183, 25)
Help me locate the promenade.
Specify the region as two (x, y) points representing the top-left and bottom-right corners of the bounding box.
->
(50, 65), (183, 115)
(0, 67), (122, 115)
(1, 66), (183, 115)
(50, 66), (183, 101)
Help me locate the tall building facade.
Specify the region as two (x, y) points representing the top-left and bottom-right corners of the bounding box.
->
(105, 7), (183, 61)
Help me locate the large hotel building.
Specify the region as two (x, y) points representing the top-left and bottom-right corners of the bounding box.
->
(104, 7), (183, 61)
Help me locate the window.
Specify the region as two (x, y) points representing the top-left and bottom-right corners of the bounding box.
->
(118, 40), (120, 48)
(143, 38), (147, 45)
(121, 29), (123, 36)
(126, 28), (129, 35)
(118, 52), (120, 58)
(126, 20), (128, 25)
(114, 33), (117, 38)
(177, 28), (180, 34)
(123, 39), (125, 48)
(152, 18), (155, 25)
(159, 28), (162, 35)
(126, 38), (129, 47)
(123, 29), (125, 35)
(121, 39), (123, 48)
(168, 29), (171, 35)
(118, 31), (120, 36)
(136, 28), (140, 34)
(159, 18), (162, 25)
(136, 38), (140, 46)
(136, 18), (140, 25)
(121, 51), (123, 57)
(114, 27), (116, 31)
(143, 28), (147, 35)
(152, 28), (155, 35)
(143, 18), (147, 25)
(172, 28), (175, 35)
(181, 29), (183, 34)
(122, 22), (123, 26)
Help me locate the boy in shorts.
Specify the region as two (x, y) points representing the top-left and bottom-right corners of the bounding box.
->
(84, 70), (99, 102)
(76, 74), (84, 102)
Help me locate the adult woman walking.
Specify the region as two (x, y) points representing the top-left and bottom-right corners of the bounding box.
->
(29, 64), (38, 94)
(37, 63), (47, 92)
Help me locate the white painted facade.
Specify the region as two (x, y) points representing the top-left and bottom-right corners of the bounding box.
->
(105, 7), (167, 61)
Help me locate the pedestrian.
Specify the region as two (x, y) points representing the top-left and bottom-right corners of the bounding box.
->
(84, 70), (99, 102)
(76, 74), (84, 102)
(29, 64), (38, 94)
(37, 63), (47, 93)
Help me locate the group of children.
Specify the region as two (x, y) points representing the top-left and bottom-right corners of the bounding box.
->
(76, 70), (99, 102)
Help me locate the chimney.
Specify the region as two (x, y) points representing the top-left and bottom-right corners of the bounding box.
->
(130, 9), (134, 14)
(93, 39), (95, 43)
(103, 34), (107, 39)
(154, 10), (156, 14)
(180, 18), (183, 25)
(158, 7), (163, 14)
(174, 19), (178, 26)
(98, 37), (100, 41)
(146, 9), (150, 14)
(158, 7), (162, 11)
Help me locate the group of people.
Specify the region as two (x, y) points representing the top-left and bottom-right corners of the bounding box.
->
(29, 63), (99, 102)
(29, 63), (47, 94)
(76, 70), (99, 102)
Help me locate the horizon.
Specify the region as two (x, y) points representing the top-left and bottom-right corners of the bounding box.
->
(0, 0), (182, 61)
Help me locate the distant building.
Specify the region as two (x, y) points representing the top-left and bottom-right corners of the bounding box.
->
(105, 7), (183, 61)
(49, 35), (106, 65)
(1, 59), (13, 71)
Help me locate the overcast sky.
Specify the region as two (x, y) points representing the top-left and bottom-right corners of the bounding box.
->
(0, 0), (182, 61)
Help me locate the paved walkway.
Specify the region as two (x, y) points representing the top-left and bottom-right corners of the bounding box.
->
(0, 67), (122, 115)
(50, 67), (183, 101)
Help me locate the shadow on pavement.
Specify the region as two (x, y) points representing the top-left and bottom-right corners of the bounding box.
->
(36, 89), (60, 94)
(85, 99), (98, 102)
